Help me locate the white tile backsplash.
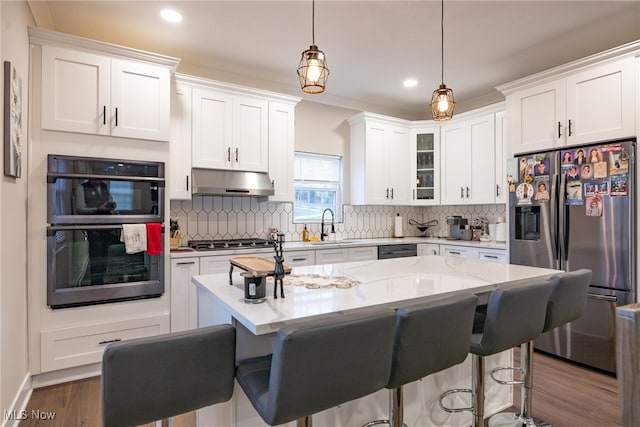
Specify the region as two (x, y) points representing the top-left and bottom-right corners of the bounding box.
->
(170, 197), (506, 245)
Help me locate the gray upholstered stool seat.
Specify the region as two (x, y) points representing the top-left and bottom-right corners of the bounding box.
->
(488, 269), (591, 427)
(101, 324), (236, 427)
(362, 293), (479, 427)
(235, 307), (397, 426)
(439, 281), (551, 427)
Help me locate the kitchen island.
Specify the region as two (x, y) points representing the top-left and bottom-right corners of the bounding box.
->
(193, 255), (559, 427)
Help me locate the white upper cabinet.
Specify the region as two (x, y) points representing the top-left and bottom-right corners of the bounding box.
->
(441, 111), (497, 205)
(500, 50), (637, 156)
(494, 111), (507, 204)
(169, 81), (192, 199)
(410, 125), (440, 205)
(169, 74), (300, 200)
(349, 113), (411, 205)
(41, 44), (172, 141)
(192, 88), (268, 172)
(268, 102), (296, 202)
(564, 58), (635, 144)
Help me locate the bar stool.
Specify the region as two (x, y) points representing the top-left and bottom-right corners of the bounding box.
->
(101, 324), (236, 427)
(363, 293), (479, 427)
(235, 307), (397, 426)
(488, 269), (592, 427)
(439, 281), (551, 427)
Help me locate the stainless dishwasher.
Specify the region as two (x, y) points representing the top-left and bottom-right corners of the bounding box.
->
(378, 244), (418, 259)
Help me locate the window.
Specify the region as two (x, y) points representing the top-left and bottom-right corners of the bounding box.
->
(294, 152), (342, 223)
(109, 181), (133, 211)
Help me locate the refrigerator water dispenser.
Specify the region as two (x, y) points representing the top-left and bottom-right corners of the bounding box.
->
(515, 206), (540, 240)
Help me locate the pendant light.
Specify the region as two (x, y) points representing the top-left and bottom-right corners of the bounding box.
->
(297, 0), (330, 94)
(431, 0), (455, 121)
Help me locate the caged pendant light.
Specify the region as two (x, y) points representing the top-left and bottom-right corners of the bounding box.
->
(431, 0), (455, 121)
(297, 0), (330, 94)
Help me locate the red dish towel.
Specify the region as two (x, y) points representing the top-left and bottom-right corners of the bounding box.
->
(146, 223), (163, 256)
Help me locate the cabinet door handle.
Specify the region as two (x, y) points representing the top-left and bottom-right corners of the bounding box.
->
(496, 184), (500, 197)
(450, 251), (461, 255)
(99, 338), (122, 345)
(460, 187), (464, 199)
(115, 108), (118, 127)
(235, 148), (239, 162)
(386, 188), (389, 199)
(391, 188), (394, 199)
(177, 261), (196, 265)
(558, 121), (562, 138)
(186, 175), (189, 191)
(103, 105), (106, 125)
(227, 147), (231, 162)
(568, 119), (573, 136)
(466, 187), (470, 198)
(291, 257), (306, 261)
(484, 255), (499, 259)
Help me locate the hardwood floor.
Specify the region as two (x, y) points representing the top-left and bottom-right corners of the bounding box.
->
(19, 350), (620, 427)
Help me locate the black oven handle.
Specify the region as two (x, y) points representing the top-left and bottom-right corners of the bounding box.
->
(47, 224), (164, 236)
(47, 172), (165, 186)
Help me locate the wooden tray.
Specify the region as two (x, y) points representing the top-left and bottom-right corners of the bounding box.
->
(230, 256), (291, 276)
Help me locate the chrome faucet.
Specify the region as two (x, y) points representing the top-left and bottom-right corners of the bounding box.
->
(320, 208), (335, 241)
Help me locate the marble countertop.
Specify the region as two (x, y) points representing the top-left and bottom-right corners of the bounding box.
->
(192, 255), (558, 335)
(171, 237), (507, 258)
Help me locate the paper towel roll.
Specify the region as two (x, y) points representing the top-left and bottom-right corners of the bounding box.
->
(394, 214), (403, 238)
(495, 217), (506, 242)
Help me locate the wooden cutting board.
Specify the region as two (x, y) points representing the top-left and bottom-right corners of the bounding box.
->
(230, 256), (291, 276)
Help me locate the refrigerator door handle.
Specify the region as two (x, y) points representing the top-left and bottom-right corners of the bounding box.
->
(559, 172), (568, 261)
(550, 171), (559, 260)
(587, 293), (617, 303)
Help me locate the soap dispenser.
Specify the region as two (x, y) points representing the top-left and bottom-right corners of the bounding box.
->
(302, 224), (309, 242)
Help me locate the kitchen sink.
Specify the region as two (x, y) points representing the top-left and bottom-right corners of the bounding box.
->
(310, 240), (354, 245)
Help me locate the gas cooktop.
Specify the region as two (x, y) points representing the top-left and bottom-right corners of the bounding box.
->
(188, 238), (275, 251)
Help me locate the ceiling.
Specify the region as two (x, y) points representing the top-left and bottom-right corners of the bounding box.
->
(28, 1), (640, 120)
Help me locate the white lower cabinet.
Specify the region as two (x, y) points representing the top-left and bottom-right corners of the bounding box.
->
(170, 257), (200, 332)
(441, 244), (507, 264)
(417, 243), (440, 256)
(348, 246), (378, 262)
(284, 250), (316, 267)
(441, 245), (476, 259)
(40, 315), (169, 372)
(315, 246), (378, 264)
(315, 248), (349, 264)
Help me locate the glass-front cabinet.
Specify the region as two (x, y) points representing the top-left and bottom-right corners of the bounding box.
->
(410, 125), (440, 205)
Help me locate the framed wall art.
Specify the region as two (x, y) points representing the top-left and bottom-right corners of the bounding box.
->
(4, 61), (22, 178)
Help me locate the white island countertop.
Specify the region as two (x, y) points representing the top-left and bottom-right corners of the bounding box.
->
(192, 255), (559, 335)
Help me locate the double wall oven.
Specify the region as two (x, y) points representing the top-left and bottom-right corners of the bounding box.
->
(47, 155), (165, 308)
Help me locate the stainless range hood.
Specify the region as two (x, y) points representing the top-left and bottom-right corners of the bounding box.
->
(191, 168), (275, 197)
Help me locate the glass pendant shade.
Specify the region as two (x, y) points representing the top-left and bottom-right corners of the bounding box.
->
(297, 44), (330, 94)
(431, 84), (455, 121)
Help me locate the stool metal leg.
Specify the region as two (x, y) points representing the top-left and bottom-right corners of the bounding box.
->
(473, 354), (485, 427)
(362, 386), (407, 427)
(390, 386), (403, 427)
(488, 342), (538, 427)
(297, 416), (312, 427)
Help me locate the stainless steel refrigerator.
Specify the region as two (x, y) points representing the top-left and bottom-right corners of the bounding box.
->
(509, 138), (636, 373)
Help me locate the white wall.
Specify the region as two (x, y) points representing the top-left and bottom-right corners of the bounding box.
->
(1, 1), (33, 423)
(294, 100), (359, 203)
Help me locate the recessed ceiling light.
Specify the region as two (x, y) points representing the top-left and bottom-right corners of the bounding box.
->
(403, 79), (418, 88)
(161, 9), (183, 23)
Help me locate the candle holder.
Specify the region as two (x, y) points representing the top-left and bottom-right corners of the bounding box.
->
(273, 233), (285, 298)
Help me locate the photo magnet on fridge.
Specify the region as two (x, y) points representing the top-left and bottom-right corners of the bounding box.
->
(566, 181), (583, 205)
(611, 174), (628, 196)
(586, 196), (603, 217)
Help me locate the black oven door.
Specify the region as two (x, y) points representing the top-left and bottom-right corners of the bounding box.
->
(47, 225), (164, 308)
(47, 154), (165, 225)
